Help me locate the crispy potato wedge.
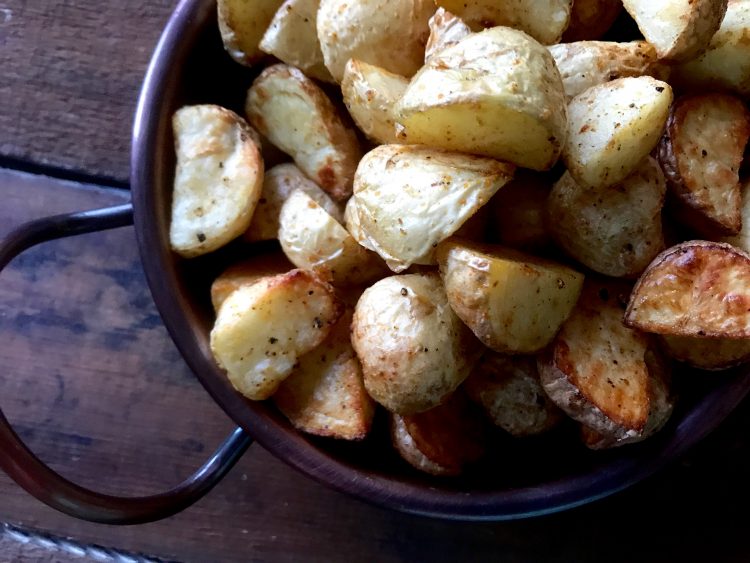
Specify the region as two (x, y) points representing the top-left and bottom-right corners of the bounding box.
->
(562, 0), (623, 41)
(273, 309), (375, 439)
(391, 392), (487, 476)
(245, 64), (362, 201)
(435, 0), (573, 45)
(217, 0), (284, 66)
(563, 76), (672, 189)
(539, 279), (665, 440)
(210, 270), (343, 400)
(245, 163), (342, 242)
(341, 60), (409, 145)
(352, 273), (481, 414)
(394, 27), (567, 171)
(278, 189), (387, 286)
(489, 171), (551, 251)
(424, 8), (471, 63)
(352, 145), (514, 272)
(549, 41), (666, 101)
(437, 239), (584, 354)
(316, 0), (434, 82)
(258, 0), (333, 82)
(548, 158), (666, 278)
(672, 1), (750, 97)
(660, 335), (750, 371)
(210, 253), (294, 312)
(465, 353), (562, 436)
(625, 241), (750, 338)
(722, 181), (750, 253)
(622, 0), (727, 62)
(170, 105), (263, 258)
(658, 94), (750, 236)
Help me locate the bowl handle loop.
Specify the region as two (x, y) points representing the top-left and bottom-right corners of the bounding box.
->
(0, 203), (252, 524)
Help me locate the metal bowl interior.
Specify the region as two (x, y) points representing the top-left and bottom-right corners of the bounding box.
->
(130, 0), (750, 520)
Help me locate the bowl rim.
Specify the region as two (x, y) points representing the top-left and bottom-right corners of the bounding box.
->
(130, 0), (750, 521)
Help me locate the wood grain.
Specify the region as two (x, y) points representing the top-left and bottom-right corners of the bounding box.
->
(1, 168), (750, 562)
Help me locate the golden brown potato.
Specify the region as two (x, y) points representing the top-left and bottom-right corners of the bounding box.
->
(465, 353), (562, 436)
(341, 60), (409, 145)
(258, 0), (333, 82)
(424, 8), (471, 62)
(210, 270), (343, 400)
(210, 253), (294, 312)
(244, 163), (342, 243)
(622, 0), (727, 62)
(563, 76), (672, 189)
(245, 64), (362, 201)
(547, 157), (666, 278)
(351, 273), (481, 414)
(436, 239), (584, 354)
(562, 0), (623, 41)
(539, 279), (669, 441)
(672, 1), (750, 97)
(660, 335), (750, 371)
(278, 189), (387, 286)
(170, 105), (263, 258)
(391, 392), (487, 476)
(657, 94), (750, 236)
(351, 145), (515, 272)
(625, 241), (750, 339)
(217, 0), (284, 66)
(273, 309), (376, 439)
(489, 171), (551, 251)
(316, 0), (434, 82)
(394, 27), (567, 171)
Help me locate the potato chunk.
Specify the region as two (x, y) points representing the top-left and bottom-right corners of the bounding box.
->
(278, 189), (386, 286)
(170, 105), (263, 258)
(352, 145), (514, 272)
(547, 158), (666, 278)
(352, 273), (481, 414)
(562, 0), (622, 41)
(210, 253), (294, 312)
(437, 239), (584, 354)
(217, 0), (284, 66)
(563, 76), (672, 189)
(210, 270), (343, 400)
(394, 27), (567, 171)
(658, 94), (750, 236)
(341, 60), (409, 145)
(625, 241), (750, 338)
(245, 64), (362, 201)
(424, 8), (471, 62)
(274, 310), (375, 439)
(722, 181), (750, 253)
(660, 335), (750, 371)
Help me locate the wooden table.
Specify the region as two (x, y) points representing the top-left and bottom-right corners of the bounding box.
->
(1, 2), (749, 561)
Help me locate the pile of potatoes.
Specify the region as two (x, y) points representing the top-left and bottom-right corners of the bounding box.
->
(169, 0), (750, 476)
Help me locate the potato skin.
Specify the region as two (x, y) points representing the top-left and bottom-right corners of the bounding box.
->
(351, 273), (481, 414)
(424, 8), (471, 63)
(217, 0), (284, 65)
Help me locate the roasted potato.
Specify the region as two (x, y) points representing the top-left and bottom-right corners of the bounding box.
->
(352, 145), (515, 272)
(258, 0), (333, 82)
(563, 76), (672, 189)
(658, 94), (750, 236)
(622, 0), (727, 62)
(274, 309), (376, 439)
(547, 157), (667, 278)
(245, 64), (362, 201)
(435, 0), (573, 45)
(245, 163), (342, 242)
(217, 0), (284, 66)
(394, 27), (567, 171)
(211, 253), (294, 312)
(464, 353), (562, 436)
(489, 171), (551, 251)
(170, 105), (263, 258)
(562, 0), (623, 42)
(625, 241), (750, 338)
(424, 8), (471, 63)
(210, 270), (343, 400)
(352, 273), (481, 414)
(673, 1), (750, 97)
(660, 334), (750, 371)
(549, 40), (666, 101)
(722, 181), (750, 253)
(341, 60), (409, 145)
(316, 0), (434, 83)
(437, 239), (584, 354)
(391, 392), (487, 476)
(278, 189), (387, 286)
(539, 279), (670, 440)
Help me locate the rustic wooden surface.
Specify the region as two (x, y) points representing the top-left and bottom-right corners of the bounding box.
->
(2, 0), (750, 561)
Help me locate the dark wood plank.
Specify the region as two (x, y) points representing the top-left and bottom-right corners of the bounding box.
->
(0, 1), (176, 184)
(1, 167), (750, 562)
